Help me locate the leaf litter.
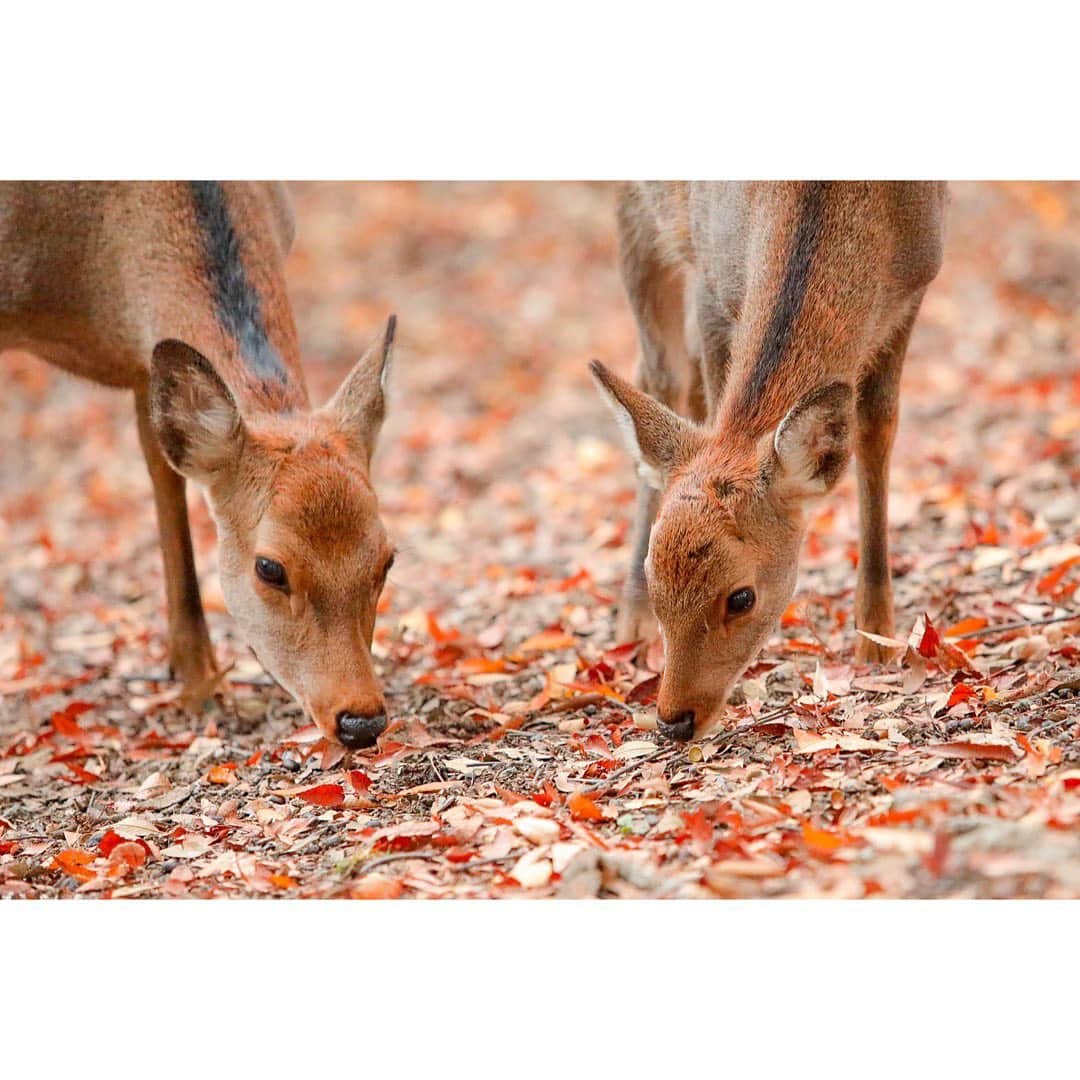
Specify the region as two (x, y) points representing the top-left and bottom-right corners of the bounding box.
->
(1, 181), (1078, 898)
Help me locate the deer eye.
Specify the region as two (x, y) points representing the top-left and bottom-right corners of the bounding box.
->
(255, 556), (289, 591)
(727, 587), (756, 616)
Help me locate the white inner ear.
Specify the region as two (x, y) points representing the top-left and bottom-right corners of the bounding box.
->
(606, 396), (664, 491)
(773, 405), (828, 495)
(192, 402), (234, 465)
(184, 384), (235, 470)
(636, 459), (665, 491)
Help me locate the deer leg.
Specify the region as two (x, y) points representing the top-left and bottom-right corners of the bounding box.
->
(134, 385), (218, 692)
(614, 192), (691, 645)
(854, 305), (918, 663)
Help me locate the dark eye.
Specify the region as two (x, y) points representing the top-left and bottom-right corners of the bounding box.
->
(727, 587), (756, 616)
(255, 557), (289, 591)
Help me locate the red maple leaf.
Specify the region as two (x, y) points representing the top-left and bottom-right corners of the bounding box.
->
(297, 784), (345, 808)
(917, 613), (942, 659)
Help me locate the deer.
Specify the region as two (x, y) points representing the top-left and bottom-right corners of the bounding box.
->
(0, 182), (397, 751)
(591, 181), (946, 743)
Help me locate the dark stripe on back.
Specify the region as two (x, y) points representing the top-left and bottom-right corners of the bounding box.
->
(189, 181), (287, 383)
(737, 181), (827, 415)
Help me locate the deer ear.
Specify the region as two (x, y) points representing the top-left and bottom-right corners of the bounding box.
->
(324, 315), (395, 464)
(149, 340), (246, 486)
(769, 382), (854, 501)
(589, 360), (702, 489)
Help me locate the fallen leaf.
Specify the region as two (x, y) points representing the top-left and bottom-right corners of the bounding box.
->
(801, 823), (851, 856)
(519, 628), (576, 652)
(813, 662), (829, 699)
(51, 848), (96, 881)
(793, 729), (889, 754)
(296, 784), (345, 808)
(108, 842), (147, 875)
(425, 611), (459, 644)
(458, 656), (508, 674)
(160, 834), (213, 859)
(923, 741), (1018, 762)
(348, 770), (372, 793)
(1036, 555), (1080, 594)
(627, 675), (660, 705)
(509, 850), (553, 889)
(350, 875), (405, 899)
(681, 808), (713, 844)
(515, 817), (561, 844)
(1020, 543), (1080, 572)
(916, 613), (941, 659)
(568, 792), (605, 821)
(1017, 733), (1048, 778)
(612, 740), (656, 760)
(946, 683), (977, 709)
(49, 702), (94, 739)
(856, 629), (907, 650)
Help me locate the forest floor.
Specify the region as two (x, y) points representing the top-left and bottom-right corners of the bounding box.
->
(2, 181), (1078, 899)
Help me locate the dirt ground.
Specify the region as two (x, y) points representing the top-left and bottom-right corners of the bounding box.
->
(1, 181), (1078, 899)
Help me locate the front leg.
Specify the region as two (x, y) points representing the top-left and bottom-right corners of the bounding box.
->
(616, 484), (659, 644)
(134, 386), (219, 694)
(853, 306), (918, 663)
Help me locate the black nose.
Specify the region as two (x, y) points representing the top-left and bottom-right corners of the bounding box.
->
(335, 711), (387, 750)
(658, 710), (696, 742)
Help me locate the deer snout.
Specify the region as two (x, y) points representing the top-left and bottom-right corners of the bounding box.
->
(657, 709), (696, 742)
(336, 710), (387, 750)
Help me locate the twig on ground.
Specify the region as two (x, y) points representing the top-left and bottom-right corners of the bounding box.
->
(355, 849), (518, 877)
(742, 703), (797, 727)
(578, 703), (796, 794)
(533, 693), (636, 716)
(580, 748), (674, 793)
(1029, 714), (1078, 741)
(453, 853), (518, 872)
(986, 674), (1080, 711)
(354, 851), (444, 875)
(958, 612), (1079, 639)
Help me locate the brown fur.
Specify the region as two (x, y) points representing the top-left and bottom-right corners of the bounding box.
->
(594, 181), (946, 739)
(0, 182), (395, 746)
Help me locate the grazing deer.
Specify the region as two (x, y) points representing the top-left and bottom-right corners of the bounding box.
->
(0, 182), (396, 750)
(592, 181), (946, 742)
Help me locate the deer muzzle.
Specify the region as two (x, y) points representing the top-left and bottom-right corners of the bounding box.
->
(657, 709), (696, 742)
(335, 711), (387, 750)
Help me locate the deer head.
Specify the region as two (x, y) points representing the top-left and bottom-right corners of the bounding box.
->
(149, 319), (398, 750)
(592, 360), (853, 742)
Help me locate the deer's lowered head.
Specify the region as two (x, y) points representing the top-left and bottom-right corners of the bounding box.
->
(591, 360), (853, 742)
(150, 319), (398, 750)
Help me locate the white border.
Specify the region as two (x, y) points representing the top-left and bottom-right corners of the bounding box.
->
(5, 2), (1079, 178)
(2, 901), (1077, 1075)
